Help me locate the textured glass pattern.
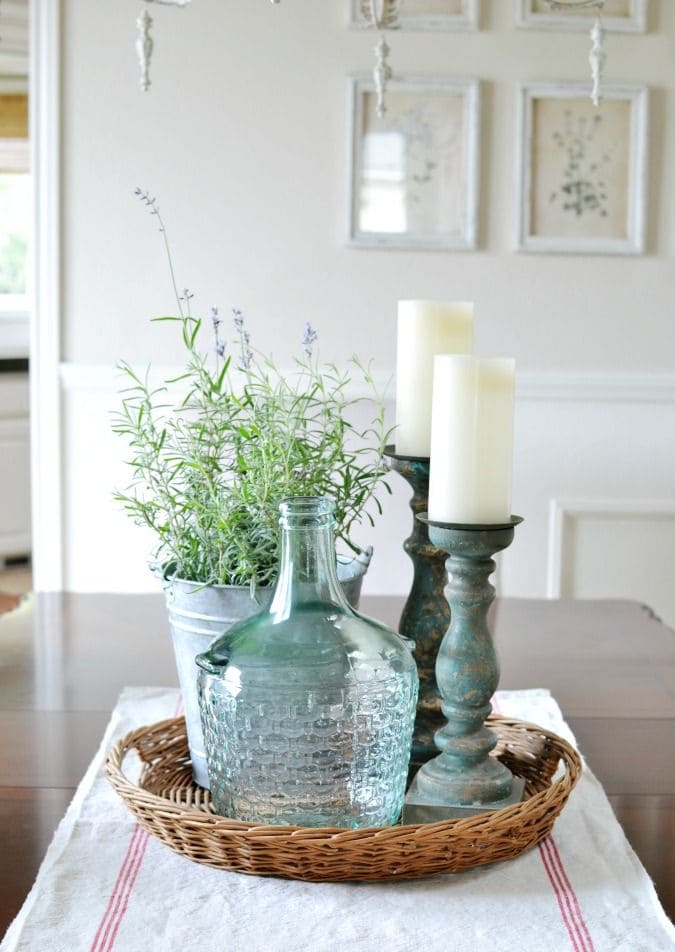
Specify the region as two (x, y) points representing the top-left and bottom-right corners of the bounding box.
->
(197, 497), (418, 828)
(200, 664), (417, 827)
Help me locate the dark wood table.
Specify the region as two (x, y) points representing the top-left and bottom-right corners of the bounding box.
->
(1, 593), (674, 937)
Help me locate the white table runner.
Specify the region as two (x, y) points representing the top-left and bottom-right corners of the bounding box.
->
(3, 688), (674, 952)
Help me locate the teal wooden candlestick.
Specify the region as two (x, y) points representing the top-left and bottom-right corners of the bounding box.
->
(383, 446), (450, 767)
(403, 515), (525, 821)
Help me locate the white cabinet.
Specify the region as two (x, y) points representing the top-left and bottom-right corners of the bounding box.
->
(0, 370), (30, 560)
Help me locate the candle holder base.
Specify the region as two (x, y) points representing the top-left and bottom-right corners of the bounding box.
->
(402, 774), (525, 824)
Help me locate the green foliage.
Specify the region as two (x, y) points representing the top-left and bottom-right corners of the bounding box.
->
(113, 193), (392, 590)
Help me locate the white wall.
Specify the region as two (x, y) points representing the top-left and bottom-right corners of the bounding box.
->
(57, 1), (675, 623)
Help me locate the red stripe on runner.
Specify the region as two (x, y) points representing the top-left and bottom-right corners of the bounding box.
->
(492, 694), (594, 951)
(546, 837), (595, 952)
(91, 694), (184, 951)
(102, 829), (150, 951)
(90, 825), (145, 952)
(539, 837), (585, 952)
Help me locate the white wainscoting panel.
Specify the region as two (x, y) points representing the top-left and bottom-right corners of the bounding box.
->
(60, 364), (675, 628)
(548, 499), (675, 626)
(503, 387), (675, 628)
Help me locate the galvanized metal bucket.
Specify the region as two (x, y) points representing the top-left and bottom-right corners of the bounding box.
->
(160, 547), (372, 788)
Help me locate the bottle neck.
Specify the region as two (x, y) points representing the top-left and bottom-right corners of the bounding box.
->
(269, 499), (349, 615)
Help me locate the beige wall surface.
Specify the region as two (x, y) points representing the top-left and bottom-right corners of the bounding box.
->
(62, 0), (674, 373)
(59, 1), (675, 616)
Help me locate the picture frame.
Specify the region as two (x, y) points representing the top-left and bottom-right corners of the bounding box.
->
(349, 0), (479, 33)
(515, 0), (647, 34)
(348, 75), (481, 250)
(515, 82), (648, 255)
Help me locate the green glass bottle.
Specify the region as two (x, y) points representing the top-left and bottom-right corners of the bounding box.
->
(196, 497), (418, 828)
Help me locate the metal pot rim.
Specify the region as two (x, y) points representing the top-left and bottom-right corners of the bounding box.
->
(152, 551), (372, 590)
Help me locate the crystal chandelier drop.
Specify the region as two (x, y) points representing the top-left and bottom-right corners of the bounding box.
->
(361, 1), (399, 117)
(135, 0), (191, 92)
(134, 0), (280, 92)
(131, 0), (606, 107)
(543, 0), (607, 106)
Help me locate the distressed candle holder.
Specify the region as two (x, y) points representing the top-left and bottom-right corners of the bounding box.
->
(403, 514), (525, 823)
(383, 445), (450, 768)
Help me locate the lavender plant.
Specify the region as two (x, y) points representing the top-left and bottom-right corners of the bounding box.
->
(113, 190), (392, 591)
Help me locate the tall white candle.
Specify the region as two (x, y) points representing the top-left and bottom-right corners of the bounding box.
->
(395, 300), (473, 457)
(428, 355), (515, 525)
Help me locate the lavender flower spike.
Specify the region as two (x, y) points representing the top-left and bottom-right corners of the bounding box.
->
(302, 321), (318, 358)
(239, 330), (253, 370)
(134, 187), (159, 216)
(211, 306), (221, 328)
(232, 308), (253, 369)
(214, 341), (226, 358)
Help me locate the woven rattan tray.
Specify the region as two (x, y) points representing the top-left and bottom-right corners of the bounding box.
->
(106, 715), (581, 882)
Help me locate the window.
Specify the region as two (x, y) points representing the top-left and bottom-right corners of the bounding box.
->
(0, 85), (30, 355)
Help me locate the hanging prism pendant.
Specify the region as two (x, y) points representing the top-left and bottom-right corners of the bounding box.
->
(136, 10), (153, 92)
(403, 515), (525, 823)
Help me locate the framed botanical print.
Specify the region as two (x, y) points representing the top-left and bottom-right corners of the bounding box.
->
(350, 0), (479, 32)
(515, 0), (647, 33)
(515, 83), (648, 254)
(348, 75), (481, 250)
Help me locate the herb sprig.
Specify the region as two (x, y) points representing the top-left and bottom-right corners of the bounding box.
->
(113, 191), (392, 591)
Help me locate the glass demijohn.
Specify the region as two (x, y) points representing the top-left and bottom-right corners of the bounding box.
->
(196, 497), (418, 828)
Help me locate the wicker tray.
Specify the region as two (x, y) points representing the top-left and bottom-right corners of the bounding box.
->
(106, 715), (581, 882)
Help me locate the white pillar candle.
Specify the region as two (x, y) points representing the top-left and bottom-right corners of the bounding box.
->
(395, 300), (473, 457)
(428, 355), (515, 525)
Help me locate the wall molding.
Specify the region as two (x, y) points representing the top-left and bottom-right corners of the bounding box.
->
(30, 0), (63, 589)
(516, 372), (675, 404)
(59, 363), (675, 405)
(547, 497), (675, 598)
(59, 362), (398, 401)
(59, 363), (675, 596)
